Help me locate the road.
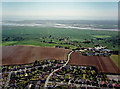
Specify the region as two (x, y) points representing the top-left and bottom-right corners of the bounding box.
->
(4, 71), (12, 89)
(3, 64), (47, 88)
(44, 51), (73, 88)
(3, 51), (73, 89)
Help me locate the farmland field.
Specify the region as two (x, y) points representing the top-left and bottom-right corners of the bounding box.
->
(110, 55), (119, 69)
(68, 51), (120, 74)
(92, 35), (111, 38)
(2, 25), (119, 50)
(2, 46), (70, 65)
(2, 21), (119, 73)
(2, 46), (120, 74)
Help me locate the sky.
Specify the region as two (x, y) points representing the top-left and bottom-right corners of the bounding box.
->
(1, 0), (119, 2)
(2, 2), (118, 20)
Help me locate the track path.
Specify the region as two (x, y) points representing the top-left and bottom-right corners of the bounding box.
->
(44, 51), (73, 88)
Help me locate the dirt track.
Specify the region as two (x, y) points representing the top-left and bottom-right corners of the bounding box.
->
(68, 51), (120, 74)
(2, 46), (70, 65)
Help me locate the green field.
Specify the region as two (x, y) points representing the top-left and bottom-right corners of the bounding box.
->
(92, 35), (111, 38)
(2, 40), (77, 49)
(2, 26), (119, 50)
(110, 55), (119, 69)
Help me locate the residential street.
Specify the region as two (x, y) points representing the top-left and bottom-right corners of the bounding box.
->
(44, 51), (73, 88)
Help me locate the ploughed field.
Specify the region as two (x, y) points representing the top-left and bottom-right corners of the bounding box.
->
(2, 46), (70, 65)
(69, 52), (120, 74)
(2, 46), (119, 74)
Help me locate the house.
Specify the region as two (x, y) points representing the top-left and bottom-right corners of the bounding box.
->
(94, 44), (100, 47)
(103, 49), (113, 53)
(95, 46), (106, 51)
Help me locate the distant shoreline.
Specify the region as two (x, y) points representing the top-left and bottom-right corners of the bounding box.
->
(2, 25), (119, 32)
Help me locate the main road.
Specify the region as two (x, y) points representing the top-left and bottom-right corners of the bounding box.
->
(44, 51), (73, 88)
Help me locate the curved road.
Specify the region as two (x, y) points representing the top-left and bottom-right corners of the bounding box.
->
(44, 51), (73, 88)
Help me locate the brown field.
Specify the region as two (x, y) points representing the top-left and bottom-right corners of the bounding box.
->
(2, 46), (119, 74)
(68, 52), (120, 74)
(2, 46), (70, 65)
